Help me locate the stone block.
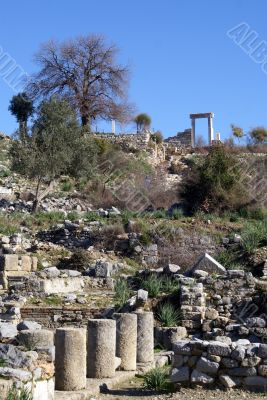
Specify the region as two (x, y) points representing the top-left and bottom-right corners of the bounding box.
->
(21, 256), (32, 272)
(3, 255), (18, 271)
(191, 369), (214, 384)
(196, 357), (219, 375)
(170, 366), (189, 383)
(207, 341), (231, 357)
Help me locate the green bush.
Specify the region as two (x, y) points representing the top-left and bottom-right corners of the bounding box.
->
(215, 250), (243, 270)
(61, 180), (73, 192)
(157, 303), (182, 327)
(114, 278), (131, 307)
(171, 208), (184, 220)
(162, 276), (180, 294)
(143, 367), (170, 391)
(181, 146), (247, 214)
(142, 274), (162, 297)
(66, 211), (79, 221)
(241, 221), (267, 254)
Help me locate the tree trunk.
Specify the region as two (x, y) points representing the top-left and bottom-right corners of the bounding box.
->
(81, 114), (91, 133)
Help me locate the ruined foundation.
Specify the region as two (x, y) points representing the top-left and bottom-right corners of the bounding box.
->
(55, 327), (86, 391)
(87, 319), (116, 378)
(135, 311), (154, 363)
(114, 313), (137, 371)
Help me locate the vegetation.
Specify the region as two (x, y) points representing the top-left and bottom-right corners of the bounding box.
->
(114, 278), (131, 307)
(143, 367), (170, 391)
(6, 387), (32, 400)
(181, 145), (248, 214)
(249, 126), (267, 144)
(157, 303), (182, 327)
(9, 92), (34, 139)
(134, 113), (151, 132)
(9, 98), (97, 211)
(27, 34), (131, 130)
(142, 274), (162, 297)
(241, 221), (267, 254)
(231, 124), (244, 141)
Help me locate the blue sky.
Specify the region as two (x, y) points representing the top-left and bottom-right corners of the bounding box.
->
(0, 0), (266, 141)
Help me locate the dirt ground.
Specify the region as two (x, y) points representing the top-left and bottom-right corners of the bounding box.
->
(96, 378), (266, 400)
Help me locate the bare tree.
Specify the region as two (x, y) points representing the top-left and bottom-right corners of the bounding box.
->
(27, 35), (132, 131)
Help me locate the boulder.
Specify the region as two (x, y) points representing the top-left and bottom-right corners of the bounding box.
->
(170, 366), (189, 383)
(0, 323), (17, 339)
(191, 369), (214, 384)
(188, 253), (226, 276)
(196, 357), (219, 375)
(17, 321), (42, 331)
(164, 264), (180, 274)
(44, 267), (60, 279)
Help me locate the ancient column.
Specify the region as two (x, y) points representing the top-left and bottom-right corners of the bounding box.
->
(114, 313), (137, 371)
(55, 327), (86, 391)
(191, 118), (196, 147)
(208, 115), (214, 145)
(135, 311), (154, 363)
(87, 319), (116, 378)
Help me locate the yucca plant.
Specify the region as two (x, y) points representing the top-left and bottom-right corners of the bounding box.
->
(162, 276), (180, 294)
(114, 278), (131, 307)
(6, 386), (32, 400)
(157, 303), (182, 327)
(142, 274), (162, 298)
(143, 367), (170, 391)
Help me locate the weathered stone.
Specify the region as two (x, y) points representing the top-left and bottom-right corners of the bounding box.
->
(21, 256), (32, 272)
(135, 311), (154, 363)
(191, 369), (214, 384)
(221, 358), (239, 368)
(196, 357), (219, 375)
(0, 323), (17, 339)
(2, 255), (18, 271)
(258, 344), (267, 358)
(258, 365), (267, 377)
(17, 320), (42, 331)
(231, 346), (246, 361)
(137, 289), (148, 303)
(55, 327), (86, 391)
(164, 264), (180, 274)
(114, 313), (137, 371)
(18, 329), (54, 350)
(207, 341), (231, 357)
(189, 253), (226, 275)
(205, 308), (219, 321)
(244, 376), (267, 388)
(0, 344), (38, 368)
(172, 354), (184, 368)
(246, 317), (266, 328)
(192, 270), (209, 278)
(228, 367), (257, 377)
(241, 356), (261, 367)
(219, 375), (238, 389)
(170, 366), (189, 383)
(44, 267), (60, 279)
(0, 367), (32, 382)
(87, 319), (116, 378)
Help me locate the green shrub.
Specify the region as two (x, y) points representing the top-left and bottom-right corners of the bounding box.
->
(239, 207), (267, 220)
(114, 278), (131, 307)
(143, 367), (170, 391)
(215, 250), (243, 270)
(66, 211), (79, 221)
(142, 274), (162, 297)
(171, 208), (184, 220)
(241, 221), (267, 254)
(162, 276), (180, 294)
(181, 146), (247, 214)
(61, 180), (73, 192)
(157, 303), (182, 327)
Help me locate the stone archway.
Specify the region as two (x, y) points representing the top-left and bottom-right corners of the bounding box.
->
(190, 112), (214, 147)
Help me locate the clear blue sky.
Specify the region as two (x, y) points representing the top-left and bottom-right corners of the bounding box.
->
(0, 0), (266, 141)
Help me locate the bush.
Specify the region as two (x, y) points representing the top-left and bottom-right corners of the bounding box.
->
(157, 303), (182, 327)
(162, 276), (180, 294)
(181, 146), (248, 214)
(61, 180), (73, 192)
(143, 367), (170, 391)
(171, 208), (184, 220)
(114, 278), (131, 307)
(241, 221), (267, 254)
(142, 274), (162, 297)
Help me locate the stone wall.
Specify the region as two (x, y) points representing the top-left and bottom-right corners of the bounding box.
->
(171, 339), (267, 389)
(21, 307), (105, 328)
(164, 129), (192, 147)
(93, 132), (151, 151)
